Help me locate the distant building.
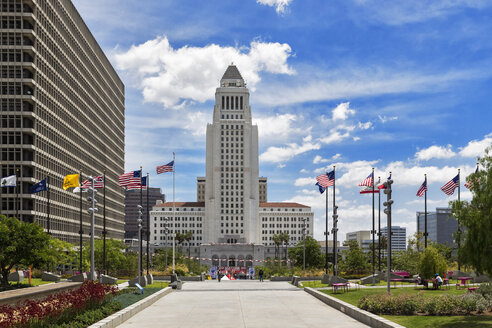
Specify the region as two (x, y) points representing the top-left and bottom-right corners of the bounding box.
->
(125, 188), (165, 239)
(416, 207), (458, 247)
(381, 226), (406, 252)
(346, 230), (371, 251)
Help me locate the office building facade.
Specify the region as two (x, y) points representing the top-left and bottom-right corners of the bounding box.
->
(0, 0), (125, 243)
(381, 226), (407, 252)
(124, 188), (165, 239)
(416, 207), (458, 247)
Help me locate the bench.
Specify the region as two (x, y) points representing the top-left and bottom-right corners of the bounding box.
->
(468, 287), (480, 293)
(332, 283), (348, 294)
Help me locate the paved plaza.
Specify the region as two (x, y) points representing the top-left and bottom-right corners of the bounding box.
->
(117, 281), (368, 328)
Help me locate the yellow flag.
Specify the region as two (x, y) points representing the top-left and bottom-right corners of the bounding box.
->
(63, 174), (80, 190)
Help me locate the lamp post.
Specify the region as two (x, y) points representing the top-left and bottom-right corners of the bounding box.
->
(137, 205), (143, 283)
(301, 217), (306, 273)
(164, 217), (169, 270)
(87, 176), (98, 281)
(171, 233), (176, 275)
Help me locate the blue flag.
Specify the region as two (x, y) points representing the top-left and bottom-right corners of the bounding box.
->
(31, 178), (47, 193)
(315, 182), (326, 194)
(141, 176), (147, 186)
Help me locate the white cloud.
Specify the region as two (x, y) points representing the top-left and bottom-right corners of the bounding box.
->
(319, 131), (351, 144)
(255, 67), (489, 107)
(332, 102), (355, 121)
(459, 133), (492, 157)
(295, 177), (314, 187)
(353, 137), (361, 141)
(358, 121), (372, 130)
(253, 113), (305, 143)
(256, 0), (292, 14)
(415, 145), (456, 160)
(378, 114), (398, 123)
(259, 135), (320, 163)
(277, 163), (286, 168)
(114, 36), (294, 108)
(313, 153), (341, 164)
(351, 0), (491, 26)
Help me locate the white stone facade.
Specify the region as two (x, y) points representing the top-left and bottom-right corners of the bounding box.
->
(149, 66), (314, 266)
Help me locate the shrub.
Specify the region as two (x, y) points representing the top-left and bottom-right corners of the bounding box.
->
(479, 282), (492, 298)
(0, 281), (118, 328)
(163, 263), (188, 276)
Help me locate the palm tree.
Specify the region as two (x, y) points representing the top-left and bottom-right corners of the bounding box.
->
(184, 231), (193, 259)
(281, 232), (290, 264)
(175, 232), (186, 254)
(272, 234), (282, 260)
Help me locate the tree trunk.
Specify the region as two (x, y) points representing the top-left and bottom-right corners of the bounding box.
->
(1, 268), (10, 288)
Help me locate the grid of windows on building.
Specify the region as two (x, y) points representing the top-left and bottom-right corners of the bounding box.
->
(416, 207), (458, 247)
(0, 0), (125, 243)
(124, 188), (165, 239)
(381, 226), (407, 252)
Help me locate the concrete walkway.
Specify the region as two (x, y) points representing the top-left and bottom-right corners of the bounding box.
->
(117, 280), (368, 328)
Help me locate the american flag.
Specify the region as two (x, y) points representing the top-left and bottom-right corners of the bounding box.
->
(126, 176), (147, 190)
(157, 161), (174, 174)
(81, 175), (104, 189)
(316, 170), (335, 188)
(358, 172), (374, 187)
(119, 170), (142, 187)
(441, 174), (459, 196)
(464, 166), (479, 189)
(416, 179), (427, 197)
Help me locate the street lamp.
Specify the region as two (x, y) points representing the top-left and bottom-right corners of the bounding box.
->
(87, 176), (98, 281)
(301, 217), (307, 273)
(137, 205), (143, 284)
(171, 232), (176, 275)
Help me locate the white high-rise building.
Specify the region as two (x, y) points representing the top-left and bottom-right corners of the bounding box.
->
(150, 65), (314, 269)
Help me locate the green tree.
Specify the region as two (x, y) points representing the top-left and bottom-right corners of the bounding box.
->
(419, 246), (447, 279)
(280, 232), (290, 261)
(392, 232), (423, 274)
(288, 236), (324, 269)
(450, 145), (492, 275)
(175, 232), (186, 253)
(272, 234), (282, 259)
(83, 238), (127, 277)
(46, 237), (77, 272)
(0, 216), (51, 287)
(339, 240), (370, 274)
(184, 231), (193, 259)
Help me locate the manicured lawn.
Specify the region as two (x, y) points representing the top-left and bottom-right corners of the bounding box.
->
(320, 287), (491, 328)
(146, 281), (169, 288)
(301, 281), (328, 288)
(382, 314), (492, 328)
(20, 278), (53, 286)
(117, 279), (128, 284)
(321, 286), (468, 307)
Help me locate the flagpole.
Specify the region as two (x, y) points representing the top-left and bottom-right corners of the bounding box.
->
(371, 168), (375, 286)
(47, 176), (51, 235)
(424, 174), (428, 248)
(139, 166), (143, 278)
(333, 165), (337, 278)
(324, 172), (329, 275)
(378, 177), (381, 271)
(103, 170), (107, 274)
(146, 172), (150, 275)
(173, 152), (176, 275)
(457, 169), (461, 271)
(16, 168), (19, 219)
(0, 162), (2, 217)
(79, 170), (83, 273)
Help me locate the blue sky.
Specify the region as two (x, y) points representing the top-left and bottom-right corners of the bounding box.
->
(73, 0), (492, 243)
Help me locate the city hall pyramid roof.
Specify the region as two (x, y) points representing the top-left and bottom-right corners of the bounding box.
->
(221, 64), (243, 80)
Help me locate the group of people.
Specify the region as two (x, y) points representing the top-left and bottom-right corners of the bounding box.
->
(416, 273), (443, 289)
(216, 269), (264, 282)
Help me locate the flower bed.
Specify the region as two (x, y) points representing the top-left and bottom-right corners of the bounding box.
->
(0, 281), (118, 328)
(359, 293), (492, 315)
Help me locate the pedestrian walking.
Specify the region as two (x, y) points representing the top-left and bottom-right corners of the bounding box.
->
(259, 269), (264, 282)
